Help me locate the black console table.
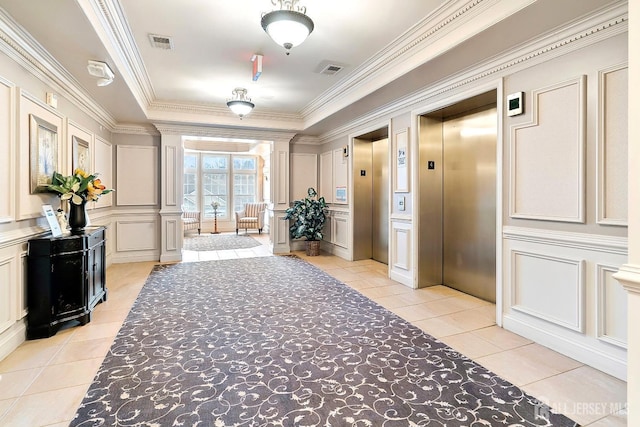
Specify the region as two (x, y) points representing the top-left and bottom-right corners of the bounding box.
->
(27, 226), (107, 339)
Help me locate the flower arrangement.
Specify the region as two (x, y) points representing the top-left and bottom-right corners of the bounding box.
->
(46, 169), (113, 205)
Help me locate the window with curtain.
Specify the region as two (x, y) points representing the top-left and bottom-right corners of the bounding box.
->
(183, 152), (259, 220)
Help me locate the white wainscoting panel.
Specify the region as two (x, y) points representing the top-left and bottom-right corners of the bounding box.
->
(0, 79), (15, 223)
(511, 250), (585, 332)
(332, 214), (349, 249)
(165, 218), (178, 252)
(510, 76), (585, 222)
(290, 153), (317, 201)
(390, 220), (412, 287)
(596, 263), (628, 348)
(116, 145), (158, 206)
(503, 226), (627, 380)
(0, 255), (14, 335)
(319, 151), (333, 203)
(116, 219), (157, 252)
(598, 64), (628, 225)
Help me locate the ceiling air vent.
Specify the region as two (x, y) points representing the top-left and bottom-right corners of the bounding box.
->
(148, 34), (174, 50)
(319, 64), (343, 76)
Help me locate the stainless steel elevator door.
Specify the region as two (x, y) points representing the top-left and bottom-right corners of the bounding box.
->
(372, 138), (389, 264)
(442, 107), (496, 302)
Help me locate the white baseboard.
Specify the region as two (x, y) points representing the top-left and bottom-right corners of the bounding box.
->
(503, 314), (627, 381)
(0, 321), (26, 363)
(390, 269), (413, 288)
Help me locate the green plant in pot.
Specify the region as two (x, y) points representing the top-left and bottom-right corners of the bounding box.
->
(284, 187), (327, 256)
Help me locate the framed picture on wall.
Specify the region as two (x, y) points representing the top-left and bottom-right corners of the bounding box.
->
(29, 114), (58, 193)
(394, 128), (409, 192)
(72, 135), (90, 172)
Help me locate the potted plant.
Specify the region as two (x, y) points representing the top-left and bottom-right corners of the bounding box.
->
(284, 187), (327, 256)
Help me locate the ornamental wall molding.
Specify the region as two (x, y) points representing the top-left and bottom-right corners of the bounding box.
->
(316, 3), (627, 144)
(0, 7), (117, 130)
(153, 123), (296, 143)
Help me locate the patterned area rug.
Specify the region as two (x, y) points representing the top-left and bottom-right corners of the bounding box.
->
(184, 233), (261, 251)
(71, 256), (577, 426)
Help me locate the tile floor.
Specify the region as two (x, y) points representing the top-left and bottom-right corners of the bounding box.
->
(0, 234), (628, 426)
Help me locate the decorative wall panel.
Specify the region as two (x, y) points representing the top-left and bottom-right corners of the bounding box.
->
(116, 220), (157, 251)
(116, 145), (157, 206)
(596, 264), (628, 348)
(510, 76), (585, 222)
(333, 215), (349, 249)
(319, 151), (333, 203)
(0, 79), (14, 223)
(94, 136), (113, 208)
(277, 151), (288, 205)
(165, 219), (178, 251)
(598, 64), (628, 225)
(391, 221), (411, 271)
(18, 91), (64, 220)
(511, 250), (585, 332)
(0, 255), (13, 334)
(290, 153), (317, 201)
(333, 148), (348, 205)
(164, 145), (177, 207)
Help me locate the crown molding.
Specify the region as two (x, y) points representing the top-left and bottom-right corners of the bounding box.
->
(146, 101), (304, 132)
(291, 135), (321, 145)
(112, 123), (159, 136)
(76, 0), (155, 112)
(0, 7), (117, 130)
(153, 122), (296, 143)
(302, 0), (537, 127)
(316, 1), (628, 144)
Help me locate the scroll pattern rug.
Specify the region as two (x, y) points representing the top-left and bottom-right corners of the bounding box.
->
(183, 233), (261, 251)
(71, 256), (577, 426)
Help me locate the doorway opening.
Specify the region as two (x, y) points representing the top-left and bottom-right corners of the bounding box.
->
(418, 91), (497, 302)
(352, 127), (389, 264)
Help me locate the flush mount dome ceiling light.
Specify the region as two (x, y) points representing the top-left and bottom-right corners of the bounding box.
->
(261, 0), (314, 55)
(226, 88), (255, 118)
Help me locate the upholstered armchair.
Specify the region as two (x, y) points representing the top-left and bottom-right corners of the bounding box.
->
(235, 202), (266, 234)
(182, 210), (201, 235)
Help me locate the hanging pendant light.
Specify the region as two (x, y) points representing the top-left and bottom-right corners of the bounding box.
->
(226, 88), (255, 118)
(261, 0), (314, 55)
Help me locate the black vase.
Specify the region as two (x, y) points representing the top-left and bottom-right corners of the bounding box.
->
(68, 201), (87, 233)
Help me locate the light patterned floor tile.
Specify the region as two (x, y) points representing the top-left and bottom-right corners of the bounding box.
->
(522, 366), (627, 425)
(49, 338), (113, 365)
(471, 325), (532, 350)
(438, 332), (503, 359)
(0, 385), (88, 427)
(475, 344), (583, 386)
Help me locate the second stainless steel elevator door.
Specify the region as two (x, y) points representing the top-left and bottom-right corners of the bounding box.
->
(442, 107), (496, 302)
(372, 138), (389, 264)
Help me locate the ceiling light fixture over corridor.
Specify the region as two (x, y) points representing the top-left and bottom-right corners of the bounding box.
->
(226, 88), (255, 118)
(261, 0), (314, 55)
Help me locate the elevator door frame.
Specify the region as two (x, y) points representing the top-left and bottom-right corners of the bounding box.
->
(413, 87), (503, 325)
(350, 124), (391, 265)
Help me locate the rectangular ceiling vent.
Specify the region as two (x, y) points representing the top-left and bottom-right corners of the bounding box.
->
(319, 64), (344, 76)
(149, 34), (174, 50)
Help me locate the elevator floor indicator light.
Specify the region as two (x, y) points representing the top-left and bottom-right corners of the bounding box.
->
(428, 161), (435, 170)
